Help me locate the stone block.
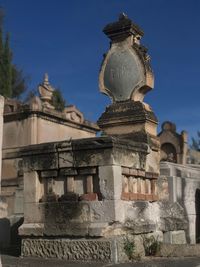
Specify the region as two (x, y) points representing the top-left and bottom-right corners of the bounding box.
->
(121, 167), (130, 175)
(129, 168), (137, 176)
(163, 230), (186, 244)
(86, 175), (93, 193)
(78, 167), (97, 175)
(145, 194), (154, 201)
(24, 171), (44, 203)
(66, 176), (74, 193)
(121, 192), (129, 201)
(145, 179), (151, 194)
(99, 165), (122, 200)
(80, 193), (98, 201)
(40, 170), (58, 178)
(88, 222), (109, 236)
(24, 202), (44, 223)
(129, 193), (138, 200)
(14, 188), (24, 214)
(19, 223), (44, 236)
(122, 175), (129, 193)
(124, 218), (156, 234)
(137, 170), (145, 177)
(58, 151), (74, 169)
(137, 193), (146, 200)
(59, 168), (78, 176)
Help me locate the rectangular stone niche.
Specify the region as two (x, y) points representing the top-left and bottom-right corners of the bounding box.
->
(39, 167), (101, 202)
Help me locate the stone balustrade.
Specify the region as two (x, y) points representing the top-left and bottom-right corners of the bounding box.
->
(121, 167), (158, 201)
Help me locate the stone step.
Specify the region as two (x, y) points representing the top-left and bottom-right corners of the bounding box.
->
(158, 243), (200, 257)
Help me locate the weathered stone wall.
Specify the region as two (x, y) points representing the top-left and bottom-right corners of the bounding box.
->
(3, 112), (97, 149)
(16, 136), (187, 262)
(160, 161), (200, 244)
(1, 108), (98, 222)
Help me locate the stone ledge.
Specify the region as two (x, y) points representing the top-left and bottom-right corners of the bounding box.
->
(121, 192), (158, 201)
(158, 243), (200, 257)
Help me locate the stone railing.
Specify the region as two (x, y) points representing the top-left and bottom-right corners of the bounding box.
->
(121, 167), (158, 201)
(38, 167), (100, 202)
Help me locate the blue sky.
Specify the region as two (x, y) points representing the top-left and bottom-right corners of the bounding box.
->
(1, 0), (200, 141)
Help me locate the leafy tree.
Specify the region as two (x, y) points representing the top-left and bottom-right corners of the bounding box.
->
(191, 131), (200, 151)
(11, 66), (28, 98)
(52, 88), (66, 111)
(2, 32), (12, 97)
(0, 8), (27, 98)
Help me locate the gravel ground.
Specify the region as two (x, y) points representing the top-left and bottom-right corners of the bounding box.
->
(1, 255), (200, 267)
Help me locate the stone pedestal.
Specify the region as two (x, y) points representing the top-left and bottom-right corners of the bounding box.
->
(98, 100), (160, 174)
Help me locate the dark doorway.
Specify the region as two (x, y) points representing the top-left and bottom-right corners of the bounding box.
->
(160, 143), (177, 163)
(195, 189), (200, 243)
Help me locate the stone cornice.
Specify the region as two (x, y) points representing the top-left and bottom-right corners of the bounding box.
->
(4, 109), (99, 133)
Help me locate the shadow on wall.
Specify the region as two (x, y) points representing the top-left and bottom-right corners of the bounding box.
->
(181, 178), (200, 244)
(0, 218), (10, 249)
(0, 217), (23, 256)
(195, 189), (200, 243)
(179, 178), (190, 243)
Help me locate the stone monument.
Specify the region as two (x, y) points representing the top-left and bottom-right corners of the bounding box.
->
(98, 13), (159, 175)
(15, 15), (187, 263)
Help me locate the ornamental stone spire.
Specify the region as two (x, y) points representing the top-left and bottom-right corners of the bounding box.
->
(38, 73), (55, 110)
(98, 14), (160, 174)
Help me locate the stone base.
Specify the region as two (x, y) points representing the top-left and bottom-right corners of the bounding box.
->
(22, 238), (115, 263)
(21, 236), (145, 263)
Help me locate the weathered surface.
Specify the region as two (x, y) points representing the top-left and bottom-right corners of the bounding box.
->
(160, 161), (200, 243)
(158, 243), (200, 257)
(22, 238), (112, 262)
(158, 201), (187, 232)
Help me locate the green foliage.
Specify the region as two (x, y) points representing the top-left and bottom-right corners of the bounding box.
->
(191, 131), (200, 151)
(124, 236), (135, 260)
(142, 235), (161, 256)
(51, 88), (66, 111)
(2, 33), (12, 97)
(0, 8), (27, 98)
(11, 66), (28, 98)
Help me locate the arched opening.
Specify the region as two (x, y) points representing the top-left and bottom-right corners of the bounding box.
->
(195, 189), (200, 243)
(160, 143), (177, 163)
